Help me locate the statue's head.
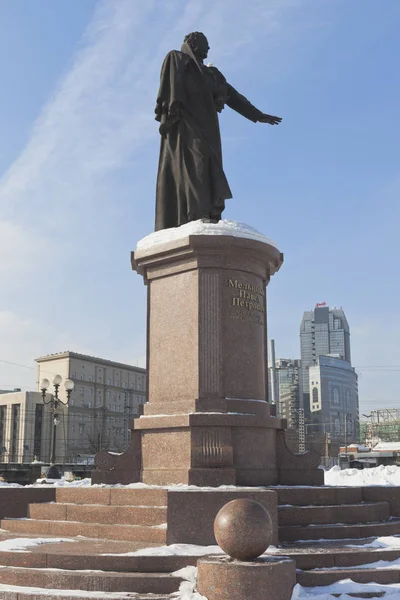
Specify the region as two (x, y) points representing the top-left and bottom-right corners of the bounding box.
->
(183, 32), (209, 60)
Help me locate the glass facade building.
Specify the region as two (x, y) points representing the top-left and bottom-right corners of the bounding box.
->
(309, 355), (359, 442)
(300, 306), (351, 415)
(269, 359), (301, 428)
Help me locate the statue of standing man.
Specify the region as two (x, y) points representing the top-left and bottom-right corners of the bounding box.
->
(155, 32), (282, 231)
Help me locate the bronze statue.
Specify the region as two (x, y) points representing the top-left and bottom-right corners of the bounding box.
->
(155, 32), (282, 231)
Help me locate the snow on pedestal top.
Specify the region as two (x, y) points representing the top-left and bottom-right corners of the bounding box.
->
(136, 219), (278, 253)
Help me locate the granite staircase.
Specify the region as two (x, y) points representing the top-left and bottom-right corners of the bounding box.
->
(0, 487), (183, 599)
(275, 486), (400, 595)
(0, 486), (400, 598)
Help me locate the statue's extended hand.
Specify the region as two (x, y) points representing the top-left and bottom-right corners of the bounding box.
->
(258, 113), (282, 125)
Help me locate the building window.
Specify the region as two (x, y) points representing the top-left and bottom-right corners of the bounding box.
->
(33, 404), (43, 460)
(312, 387), (318, 404)
(332, 387), (340, 405)
(71, 372), (76, 379)
(79, 424), (84, 435)
(80, 387), (84, 396)
(11, 404), (21, 462)
(88, 401), (92, 408)
(107, 391), (111, 400)
(88, 388), (93, 396)
(107, 378), (111, 385)
(89, 375), (93, 382)
(80, 374), (84, 381)
(346, 389), (351, 406)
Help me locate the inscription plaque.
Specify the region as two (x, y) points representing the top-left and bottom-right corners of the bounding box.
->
(227, 279), (265, 326)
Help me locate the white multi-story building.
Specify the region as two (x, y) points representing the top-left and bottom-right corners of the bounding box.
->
(35, 351), (147, 462)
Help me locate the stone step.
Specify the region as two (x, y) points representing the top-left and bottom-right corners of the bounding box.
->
(29, 502), (167, 526)
(278, 501), (390, 526)
(279, 518), (400, 542)
(297, 567), (400, 587)
(276, 486), (363, 507)
(0, 585), (172, 600)
(0, 518), (167, 543)
(55, 487), (168, 506)
(0, 567), (181, 594)
(271, 546), (400, 570)
(0, 548), (197, 572)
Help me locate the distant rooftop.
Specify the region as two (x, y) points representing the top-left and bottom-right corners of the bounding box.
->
(312, 355), (355, 372)
(35, 351), (146, 373)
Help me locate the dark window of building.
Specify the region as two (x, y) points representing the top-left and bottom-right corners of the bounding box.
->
(332, 387), (340, 405)
(0, 406), (6, 459)
(312, 387), (318, 404)
(11, 404), (21, 462)
(33, 404), (43, 460)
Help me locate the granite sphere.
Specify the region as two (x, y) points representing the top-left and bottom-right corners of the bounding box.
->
(214, 499), (273, 561)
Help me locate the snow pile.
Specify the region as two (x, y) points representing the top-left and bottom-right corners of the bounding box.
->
(32, 477), (93, 487)
(346, 536), (400, 549)
(291, 580), (400, 599)
(136, 219), (278, 252)
(105, 543), (224, 557)
(325, 464), (400, 486)
(0, 584), (134, 598)
(173, 566), (208, 600)
(0, 481), (23, 488)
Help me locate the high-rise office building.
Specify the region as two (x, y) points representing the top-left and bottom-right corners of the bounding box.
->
(300, 305), (351, 412)
(299, 305), (358, 449)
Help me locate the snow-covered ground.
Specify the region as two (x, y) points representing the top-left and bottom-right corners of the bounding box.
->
(2, 464), (400, 489)
(325, 464), (400, 486)
(292, 580), (400, 599)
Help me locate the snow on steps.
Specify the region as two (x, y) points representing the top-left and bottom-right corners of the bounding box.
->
(0, 566), (182, 594)
(1, 518), (167, 543)
(279, 518), (400, 543)
(0, 582), (173, 600)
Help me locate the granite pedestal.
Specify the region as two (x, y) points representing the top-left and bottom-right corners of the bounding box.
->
(197, 556), (296, 600)
(93, 222), (323, 487)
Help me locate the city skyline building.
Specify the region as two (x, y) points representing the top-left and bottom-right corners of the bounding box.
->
(309, 354), (359, 443)
(300, 305), (351, 415)
(269, 358), (301, 428)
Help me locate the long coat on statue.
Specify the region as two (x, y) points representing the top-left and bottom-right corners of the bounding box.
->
(155, 41), (263, 231)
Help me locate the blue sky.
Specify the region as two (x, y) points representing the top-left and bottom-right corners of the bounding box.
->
(0, 0), (399, 414)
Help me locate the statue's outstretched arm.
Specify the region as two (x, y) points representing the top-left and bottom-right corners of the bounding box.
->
(226, 84), (282, 125)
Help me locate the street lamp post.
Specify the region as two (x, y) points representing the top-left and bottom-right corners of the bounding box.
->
(40, 375), (74, 477)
